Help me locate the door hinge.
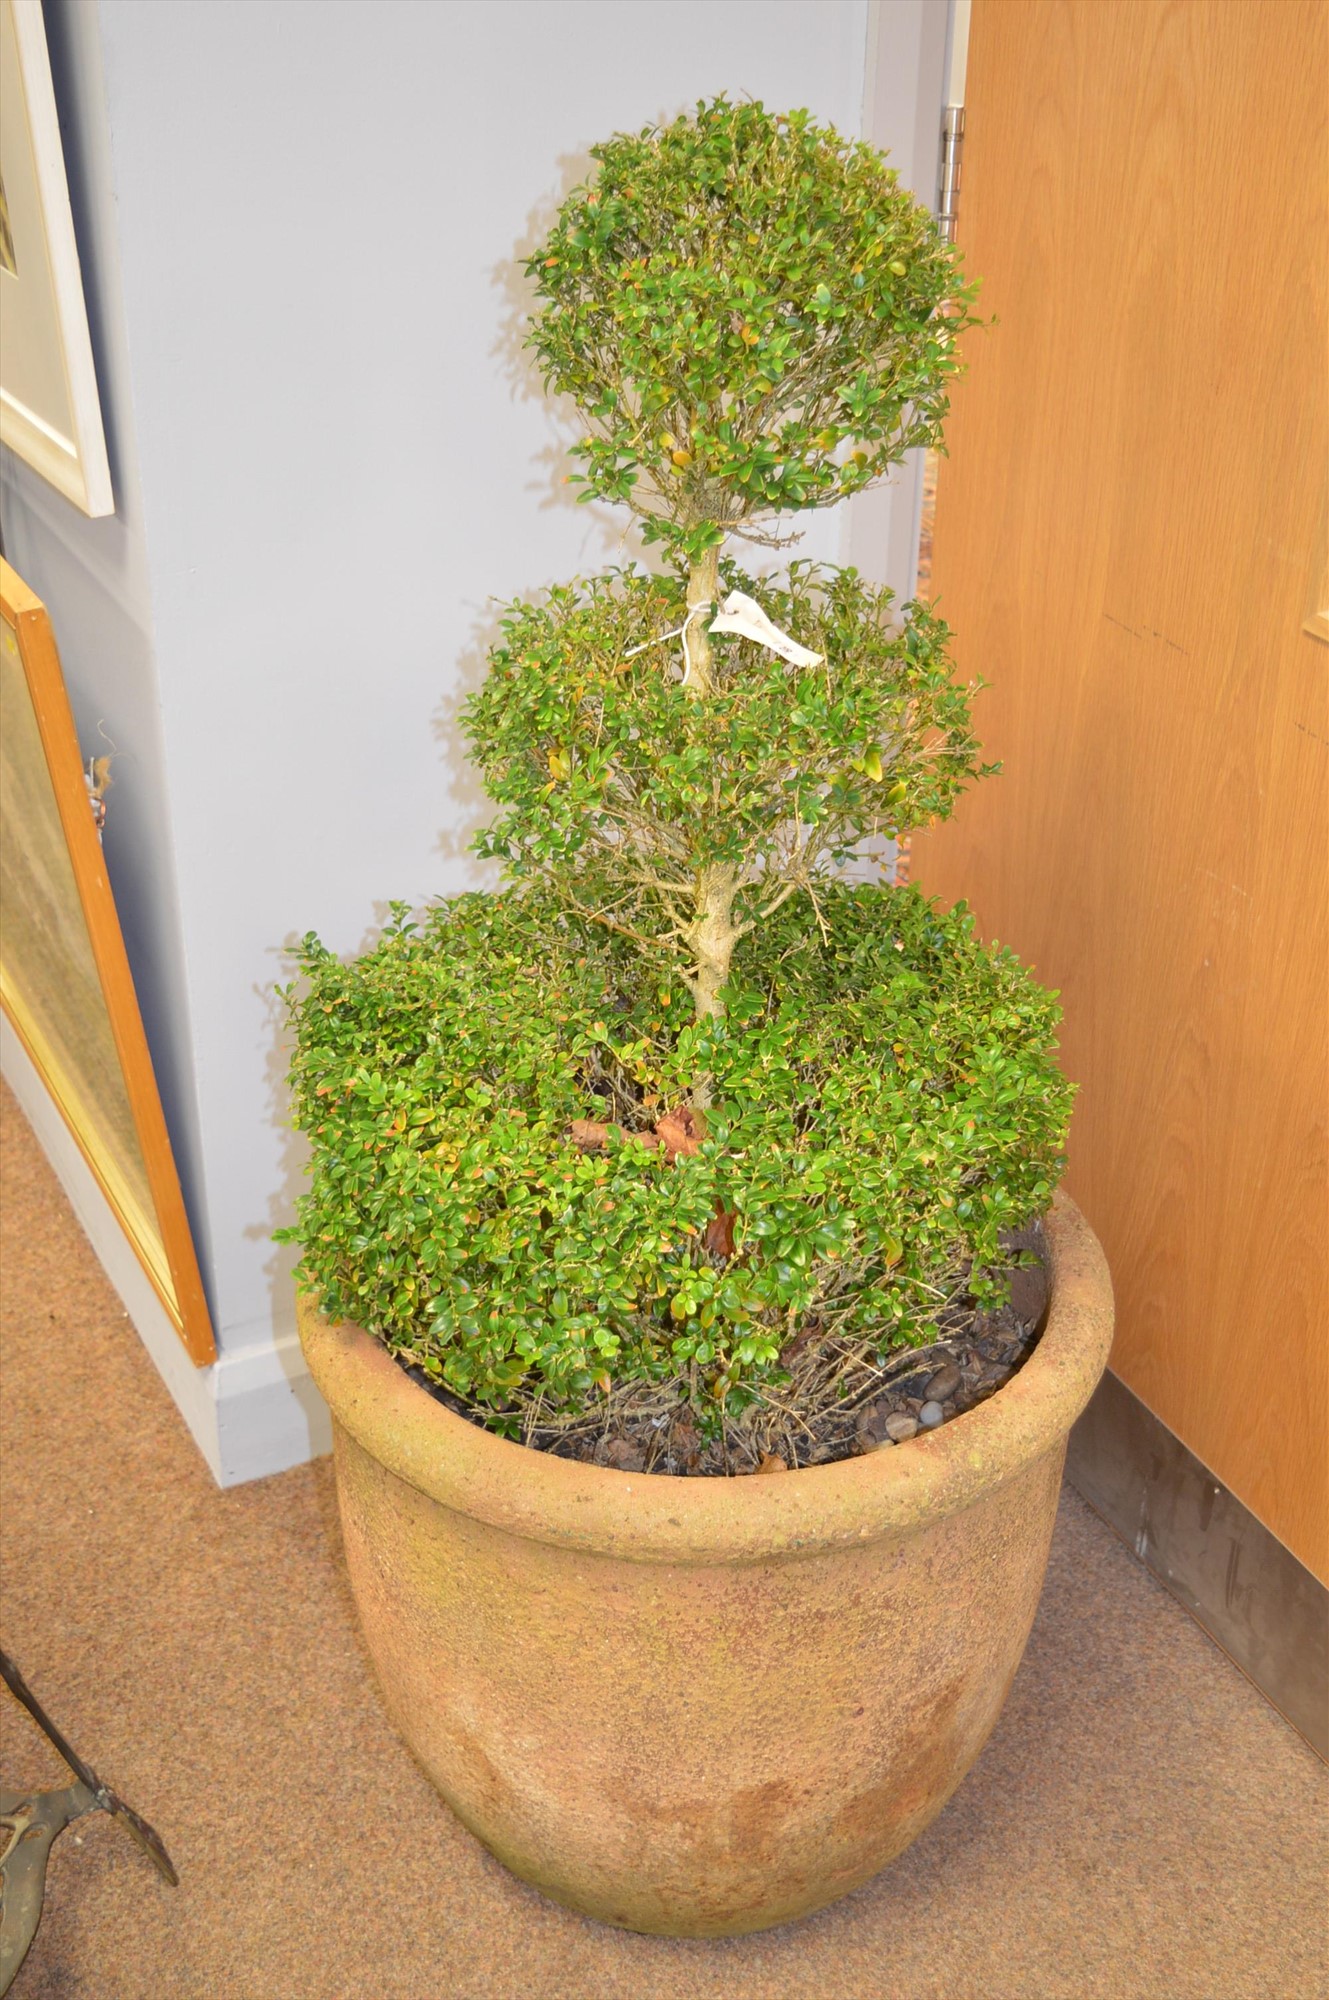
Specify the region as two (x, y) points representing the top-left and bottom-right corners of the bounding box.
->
(938, 105), (965, 243)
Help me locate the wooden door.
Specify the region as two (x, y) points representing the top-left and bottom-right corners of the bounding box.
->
(912, 0), (1328, 1580)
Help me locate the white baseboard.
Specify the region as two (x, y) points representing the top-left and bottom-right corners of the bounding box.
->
(212, 1317), (332, 1486)
(1, 1016), (331, 1486)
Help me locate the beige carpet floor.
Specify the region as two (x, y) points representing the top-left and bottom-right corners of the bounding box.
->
(1, 1082), (1325, 2000)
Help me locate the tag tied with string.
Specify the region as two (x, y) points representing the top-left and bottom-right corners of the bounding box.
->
(619, 587), (825, 681)
(708, 590), (825, 668)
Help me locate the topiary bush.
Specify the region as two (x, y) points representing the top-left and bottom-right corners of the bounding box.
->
(280, 97), (1073, 1465)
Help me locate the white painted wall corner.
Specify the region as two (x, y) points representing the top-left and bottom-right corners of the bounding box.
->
(2, 1015), (330, 1486)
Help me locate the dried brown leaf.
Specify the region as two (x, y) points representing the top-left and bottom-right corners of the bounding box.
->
(569, 1119), (660, 1153)
(704, 1204), (736, 1259)
(654, 1105), (706, 1161)
(778, 1320), (820, 1369)
(569, 1119), (614, 1151)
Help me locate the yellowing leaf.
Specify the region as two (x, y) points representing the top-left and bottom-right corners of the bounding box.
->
(864, 748), (884, 783)
(547, 746), (571, 781)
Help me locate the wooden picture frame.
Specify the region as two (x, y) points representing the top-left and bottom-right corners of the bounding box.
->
(0, 558), (215, 1362)
(0, 0), (113, 516)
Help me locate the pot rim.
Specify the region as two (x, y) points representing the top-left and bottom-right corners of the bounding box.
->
(297, 1188), (1113, 1565)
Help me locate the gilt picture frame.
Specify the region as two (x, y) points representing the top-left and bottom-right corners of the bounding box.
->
(0, 558), (215, 1362)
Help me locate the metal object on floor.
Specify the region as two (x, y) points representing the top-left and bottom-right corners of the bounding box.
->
(0, 1649), (177, 1994)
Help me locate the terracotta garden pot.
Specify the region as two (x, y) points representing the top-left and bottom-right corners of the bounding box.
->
(298, 1190), (1112, 1937)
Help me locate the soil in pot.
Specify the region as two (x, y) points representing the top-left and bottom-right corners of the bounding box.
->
(393, 1223), (1052, 1477)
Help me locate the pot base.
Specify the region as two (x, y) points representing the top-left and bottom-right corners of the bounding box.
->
(302, 1192), (1113, 1937)
(338, 1425), (1064, 1935)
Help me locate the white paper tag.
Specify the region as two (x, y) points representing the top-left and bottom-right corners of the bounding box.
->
(708, 590), (825, 668)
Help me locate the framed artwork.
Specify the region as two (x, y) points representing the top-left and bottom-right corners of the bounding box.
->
(0, 558), (215, 1363)
(0, 0), (112, 516)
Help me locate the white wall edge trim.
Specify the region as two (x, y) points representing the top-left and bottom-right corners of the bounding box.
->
(2, 1015), (330, 1486)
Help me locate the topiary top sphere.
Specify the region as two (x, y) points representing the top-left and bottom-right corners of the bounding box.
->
(526, 96), (978, 561)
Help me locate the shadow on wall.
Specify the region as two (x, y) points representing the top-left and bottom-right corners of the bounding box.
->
(249, 147), (604, 1351)
(492, 146), (656, 572)
(244, 970), (307, 1333)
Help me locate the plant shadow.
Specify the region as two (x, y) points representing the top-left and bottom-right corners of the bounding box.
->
(491, 147), (650, 574)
